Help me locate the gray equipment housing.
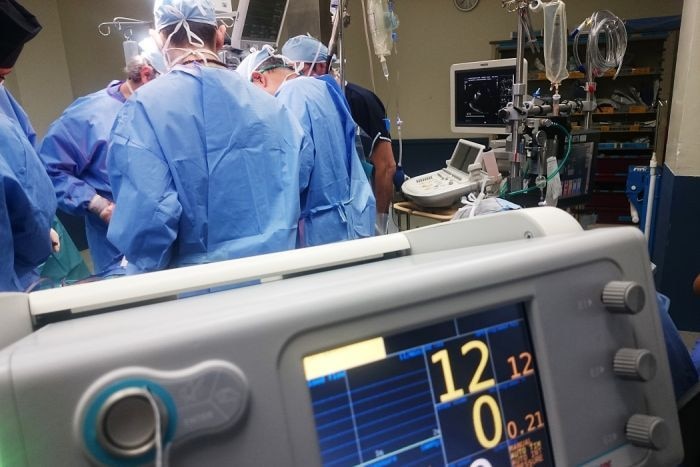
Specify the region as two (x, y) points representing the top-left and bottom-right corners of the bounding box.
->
(0, 220), (683, 466)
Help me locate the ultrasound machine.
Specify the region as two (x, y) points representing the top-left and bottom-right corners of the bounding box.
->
(400, 139), (495, 208)
(0, 208), (684, 466)
(401, 59), (524, 208)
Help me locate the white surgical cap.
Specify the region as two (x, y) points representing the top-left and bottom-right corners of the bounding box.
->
(281, 35), (328, 64)
(138, 37), (167, 74)
(236, 45), (274, 80)
(153, 0), (217, 31)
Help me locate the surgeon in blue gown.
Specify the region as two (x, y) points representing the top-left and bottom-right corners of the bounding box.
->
(39, 56), (158, 276)
(106, 0), (308, 274)
(0, 0), (56, 291)
(283, 35), (397, 234)
(238, 47), (375, 247)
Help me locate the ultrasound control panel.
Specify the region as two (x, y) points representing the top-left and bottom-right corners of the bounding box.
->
(0, 219), (683, 466)
(401, 139), (486, 207)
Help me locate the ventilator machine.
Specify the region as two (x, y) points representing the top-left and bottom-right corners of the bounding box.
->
(0, 208), (684, 466)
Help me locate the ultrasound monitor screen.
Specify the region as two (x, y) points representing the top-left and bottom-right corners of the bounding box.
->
(449, 142), (483, 173)
(303, 303), (552, 467)
(454, 67), (515, 129)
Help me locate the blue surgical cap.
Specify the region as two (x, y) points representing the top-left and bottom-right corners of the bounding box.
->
(153, 0), (217, 31)
(281, 35), (328, 64)
(138, 37), (167, 74)
(236, 46), (273, 80)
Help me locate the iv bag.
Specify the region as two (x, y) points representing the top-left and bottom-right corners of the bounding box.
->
(123, 40), (139, 66)
(367, 0), (392, 77)
(542, 0), (569, 85)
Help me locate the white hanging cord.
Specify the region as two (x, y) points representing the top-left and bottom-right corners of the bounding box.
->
(143, 387), (165, 467)
(468, 178), (489, 219)
(393, 43), (403, 168)
(451, 177), (490, 220)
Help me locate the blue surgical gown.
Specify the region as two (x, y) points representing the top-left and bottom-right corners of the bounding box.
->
(276, 76), (375, 247)
(107, 64), (307, 274)
(39, 81), (126, 275)
(0, 86), (37, 147)
(0, 114), (57, 291)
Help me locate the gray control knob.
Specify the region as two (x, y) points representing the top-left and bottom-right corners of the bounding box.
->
(614, 348), (656, 381)
(625, 414), (669, 450)
(602, 281), (645, 314)
(97, 387), (168, 458)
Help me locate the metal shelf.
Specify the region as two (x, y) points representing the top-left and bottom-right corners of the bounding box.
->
(528, 70), (661, 81)
(571, 112), (656, 118)
(491, 31), (670, 51)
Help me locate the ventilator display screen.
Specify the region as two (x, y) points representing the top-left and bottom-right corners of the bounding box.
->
(303, 303), (553, 467)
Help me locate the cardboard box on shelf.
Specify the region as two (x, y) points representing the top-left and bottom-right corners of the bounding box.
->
(628, 105), (648, 113)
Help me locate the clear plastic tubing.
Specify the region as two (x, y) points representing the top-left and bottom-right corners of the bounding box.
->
(573, 10), (627, 81)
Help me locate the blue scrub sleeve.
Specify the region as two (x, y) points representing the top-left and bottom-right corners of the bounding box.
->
(0, 121), (56, 290)
(11, 161), (55, 269)
(107, 104), (182, 273)
(39, 119), (98, 215)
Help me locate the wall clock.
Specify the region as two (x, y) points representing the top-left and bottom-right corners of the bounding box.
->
(454, 0), (479, 12)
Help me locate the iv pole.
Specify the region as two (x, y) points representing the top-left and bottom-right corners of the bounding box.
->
(507, 2), (528, 192)
(327, 0), (348, 91)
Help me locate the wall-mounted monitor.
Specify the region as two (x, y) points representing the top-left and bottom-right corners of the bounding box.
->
(450, 58), (526, 135)
(240, 0), (289, 48)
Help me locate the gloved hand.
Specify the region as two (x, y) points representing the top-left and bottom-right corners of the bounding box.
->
(375, 213), (388, 235)
(49, 228), (60, 253)
(88, 194), (115, 223)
